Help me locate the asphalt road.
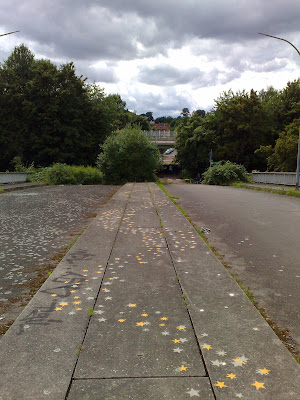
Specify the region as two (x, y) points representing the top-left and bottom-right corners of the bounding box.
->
(166, 183), (300, 354)
(0, 185), (119, 332)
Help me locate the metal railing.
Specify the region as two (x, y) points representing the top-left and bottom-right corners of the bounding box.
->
(0, 172), (33, 184)
(251, 172), (297, 186)
(144, 131), (177, 142)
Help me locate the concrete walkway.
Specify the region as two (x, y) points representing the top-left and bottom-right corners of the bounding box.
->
(0, 183), (299, 399)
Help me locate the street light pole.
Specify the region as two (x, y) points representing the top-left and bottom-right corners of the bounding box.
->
(0, 30), (20, 38)
(258, 33), (300, 190)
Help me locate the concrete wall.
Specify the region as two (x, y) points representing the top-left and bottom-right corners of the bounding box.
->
(0, 172), (33, 184)
(252, 172), (296, 186)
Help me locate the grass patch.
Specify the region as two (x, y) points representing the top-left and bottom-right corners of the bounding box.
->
(232, 182), (300, 198)
(0, 189), (4, 194)
(88, 308), (95, 316)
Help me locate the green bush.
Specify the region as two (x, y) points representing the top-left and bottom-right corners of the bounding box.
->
(97, 126), (161, 184)
(202, 161), (250, 186)
(29, 164), (103, 185)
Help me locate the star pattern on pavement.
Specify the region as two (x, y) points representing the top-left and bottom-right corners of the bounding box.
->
(186, 388), (200, 397)
(251, 381), (265, 390)
(215, 381), (228, 388)
(257, 368), (270, 375)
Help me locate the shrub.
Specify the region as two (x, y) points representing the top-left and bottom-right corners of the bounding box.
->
(202, 161), (250, 186)
(29, 164), (103, 185)
(97, 126), (161, 184)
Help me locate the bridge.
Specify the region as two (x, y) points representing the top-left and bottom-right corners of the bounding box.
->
(144, 131), (176, 150)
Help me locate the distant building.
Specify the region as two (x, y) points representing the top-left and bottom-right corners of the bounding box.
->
(150, 122), (170, 132)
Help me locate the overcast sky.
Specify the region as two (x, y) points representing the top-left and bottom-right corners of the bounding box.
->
(1, 0), (299, 117)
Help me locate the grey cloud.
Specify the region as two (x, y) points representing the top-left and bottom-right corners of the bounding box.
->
(1, 0), (299, 64)
(138, 65), (201, 86)
(138, 64), (241, 89)
(124, 88), (197, 118)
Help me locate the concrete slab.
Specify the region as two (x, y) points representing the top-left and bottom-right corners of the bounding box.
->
(68, 377), (214, 399)
(74, 191), (206, 379)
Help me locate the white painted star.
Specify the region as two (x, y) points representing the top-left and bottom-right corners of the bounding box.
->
(161, 331), (170, 336)
(216, 350), (227, 356)
(173, 347), (183, 353)
(69, 311), (75, 315)
(71, 285), (78, 288)
(104, 282), (112, 285)
(180, 338), (188, 343)
(211, 360), (222, 367)
(86, 287), (93, 291)
(200, 333), (208, 337)
(235, 394), (243, 398)
(186, 388), (200, 397)
(91, 277), (99, 280)
(105, 296), (112, 300)
(98, 318), (107, 322)
(143, 328), (149, 331)
(87, 297), (94, 300)
(94, 310), (104, 314)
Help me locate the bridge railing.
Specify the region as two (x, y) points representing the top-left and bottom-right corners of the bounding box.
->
(143, 131), (177, 142)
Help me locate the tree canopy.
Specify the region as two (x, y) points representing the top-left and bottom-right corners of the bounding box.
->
(0, 45), (129, 170)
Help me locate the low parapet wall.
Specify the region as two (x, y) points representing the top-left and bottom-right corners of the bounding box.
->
(252, 172), (296, 186)
(0, 172), (33, 184)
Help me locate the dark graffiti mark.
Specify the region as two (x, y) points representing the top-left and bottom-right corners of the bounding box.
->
(40, 269), (86, 298)
(65, 250), (95, 265)
(16, 269), (88, 334)
(17, 301), (62, 335)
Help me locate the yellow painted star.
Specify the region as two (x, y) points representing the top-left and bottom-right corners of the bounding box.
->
(252, 381), (265, 390)
(203, 345), (212, 350)
(141, 313), (148, 317)
(97, 271), (102, 274)
(109, 278), (114, 280)
(128, 304), (136, 307)
(173, 339), (181, 343)
(161, 317), (168, 321)
(179, 365), (188, 371)
(83, 269), (88, 272)
(64, 281), (69, 284)
(73, 301), (81, 305)
(176, 326), (186, 331)
(70, 290), (76, 293)
(76, 308), (82, 311)
(51, 294), (57, 297)
(227, 373), (236, 380)
(215, 382), (228, 388)
(102, 288), (109, 291)
(160, 323), (165, 327)
(55, 307), (62, 311)
(233, 358), (246, 365)
(258, 368), (270, 375)
(74, 296), (79, 299)
(118, 319), (126, 322)
(136, 322), (146, 326)
(98, 265), (102, 268)
(59, 302), (68, 307)
(75, 282), (81, 285)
